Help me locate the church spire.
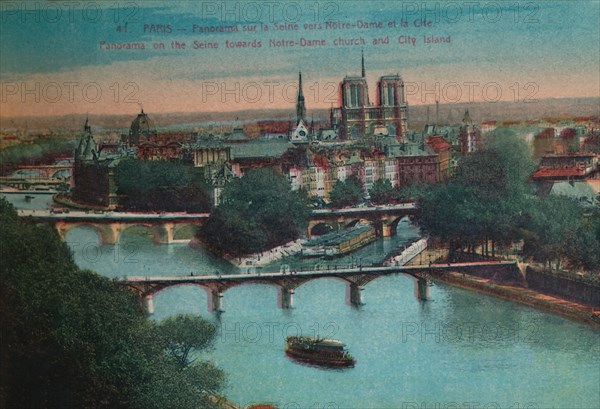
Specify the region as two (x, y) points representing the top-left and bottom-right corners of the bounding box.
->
(296, 71), (306, 123)
(361, 49), (366, 78)
(329, 104), (334, 128)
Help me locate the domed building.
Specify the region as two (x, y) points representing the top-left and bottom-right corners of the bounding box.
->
(125, 109), (157, 145)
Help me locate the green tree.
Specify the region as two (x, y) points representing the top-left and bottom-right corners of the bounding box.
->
(329, 176), (363, 208)
(521, 195), (600, 271)
(395, 183), (427, 202)
(419, 141), (529, 258)
(156, 314), (216, 367)
(0, 199), (224, 409)
(200, 169), (308, 256)
(115, 158), (211, 212)
(455, 150), (507, 201)
(369, 179), (395, 204)
(487, 128), (536, 196)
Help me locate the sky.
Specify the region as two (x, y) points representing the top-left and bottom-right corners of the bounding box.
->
(1, 0), (599, 117)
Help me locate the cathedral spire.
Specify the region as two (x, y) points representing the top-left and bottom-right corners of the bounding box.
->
(296, 71), (306, 123)
(83, 115), (91, 134)
(361, 48), (366, 78)
(329, 104), (334, 128)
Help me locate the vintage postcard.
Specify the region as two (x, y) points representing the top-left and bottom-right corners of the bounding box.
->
(1, 1), (599, 408)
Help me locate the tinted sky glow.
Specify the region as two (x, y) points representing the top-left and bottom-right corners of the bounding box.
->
(1, 1), (598, 117)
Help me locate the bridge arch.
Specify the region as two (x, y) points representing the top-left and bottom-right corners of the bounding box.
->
(60, 223), (116, 245)
(143, 282), (215, 314)
(386, 216), (410, 236)
(146, 282), (212, 298)
(172, 224), (198, 241)
(220, 281), (292, 309)
(354, 272), (427, 305)
(294, 275), (354, 289)
(220, 279), (285, 293)
(309, 222), (335, 236)
(294, 275), (361, 307)
(51, 169), (71, 179)
(118, 224), (169, 244)
(344, 218), (369, 229)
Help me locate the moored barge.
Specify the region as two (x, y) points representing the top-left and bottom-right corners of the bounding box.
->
(301, 225), (375, 257)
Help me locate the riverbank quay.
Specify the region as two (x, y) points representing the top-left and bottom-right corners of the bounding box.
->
(383, 237), (429, 266)
(410, 247), (599, 327)
(431, 270), (600, 328)
(195, 238), (306, 272)
(224, 239), (305, 270)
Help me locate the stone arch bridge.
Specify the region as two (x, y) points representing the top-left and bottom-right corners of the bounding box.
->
(116, 261), (518, 314)
(20, 210), (209, 244)
(307, 203), (418, 237)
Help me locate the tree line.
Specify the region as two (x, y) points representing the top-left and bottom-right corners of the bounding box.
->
(417, 128), (600, 274)
(0, 138), (75, 175)
(115, 158), (212, 213)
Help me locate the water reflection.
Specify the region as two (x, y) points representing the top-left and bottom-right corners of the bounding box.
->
(67, 227), (237, 278)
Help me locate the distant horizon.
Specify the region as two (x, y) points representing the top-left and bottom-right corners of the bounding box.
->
(1, 96), (598, 133)
(1, 95), (599, 119)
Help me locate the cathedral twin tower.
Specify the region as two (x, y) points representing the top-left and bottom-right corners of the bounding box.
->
(296, 51), (408, 142)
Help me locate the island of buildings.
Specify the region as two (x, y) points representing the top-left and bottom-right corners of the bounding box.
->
(5, 54), (597, 211)
(68, 55), (485, 210)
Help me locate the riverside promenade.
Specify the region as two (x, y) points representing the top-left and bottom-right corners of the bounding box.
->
(436, 271), (600, 328)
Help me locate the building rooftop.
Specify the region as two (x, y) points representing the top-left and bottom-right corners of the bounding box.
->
(227, 140), (292, 159)
(425, 136), (451, 152)
(532, 167), (587, 179)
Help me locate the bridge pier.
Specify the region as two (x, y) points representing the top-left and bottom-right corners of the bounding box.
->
(349, 283), (364, 306)
(279, 287), (295, 309)
(143, 294), (155, 315)
(210, 289), (223, 313)
(416, 278), (430, 301)
(382, 224), (393, 237)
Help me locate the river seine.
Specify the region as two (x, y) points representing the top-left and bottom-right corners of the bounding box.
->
(65, 225), (599, 409)
(3, 192), (598, 408)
